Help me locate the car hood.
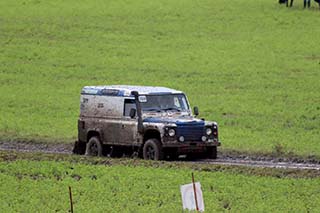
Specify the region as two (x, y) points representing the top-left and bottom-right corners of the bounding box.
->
(143, 116), (205, 126)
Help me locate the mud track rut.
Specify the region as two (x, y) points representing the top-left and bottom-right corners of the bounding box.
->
(0, 141), (319, 170)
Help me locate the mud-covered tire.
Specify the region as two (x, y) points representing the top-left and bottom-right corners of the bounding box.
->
(206, 146), (217, 159)
(85, 137), (103, 157)
(143, 139), (163, 160)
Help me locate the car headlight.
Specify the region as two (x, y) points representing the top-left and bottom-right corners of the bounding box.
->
(206, 128), (212, 135)
(168, 129), (175, 137)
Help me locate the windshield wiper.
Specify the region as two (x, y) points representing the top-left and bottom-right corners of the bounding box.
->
(163, 107), (181, 112)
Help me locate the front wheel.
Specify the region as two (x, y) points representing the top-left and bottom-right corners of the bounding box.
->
(143, 139), (163, 160)
(85, 137), (103, 157)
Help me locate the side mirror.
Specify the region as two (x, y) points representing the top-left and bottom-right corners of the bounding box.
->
(193, 106), (199, 117)
(129, 108), (136, 119)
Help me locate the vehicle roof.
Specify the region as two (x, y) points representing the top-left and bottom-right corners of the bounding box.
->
(81, 85), (184, 96)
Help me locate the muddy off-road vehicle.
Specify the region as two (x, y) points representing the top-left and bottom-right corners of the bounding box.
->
(73, 85), (221, 160)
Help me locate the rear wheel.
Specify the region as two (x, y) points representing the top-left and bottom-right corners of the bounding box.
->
(143, 139), (163, 160)
(85, 137), (103, 157)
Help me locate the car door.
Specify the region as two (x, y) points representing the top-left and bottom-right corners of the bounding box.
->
(120, 99), (138, 145)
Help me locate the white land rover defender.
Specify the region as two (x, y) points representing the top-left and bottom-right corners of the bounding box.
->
(73, 85), (221, 160)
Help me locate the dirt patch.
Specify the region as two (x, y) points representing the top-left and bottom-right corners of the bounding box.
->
(0, 140), (73, 154)
(220, 148), (320, 165)
(0, 141), (320, 177)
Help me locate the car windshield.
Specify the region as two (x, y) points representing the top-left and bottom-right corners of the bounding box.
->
(140, 94), (189, 112)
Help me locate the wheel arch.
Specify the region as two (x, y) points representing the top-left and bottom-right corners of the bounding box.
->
(86, 129), (103, 143)
(143, 129), (161, 144)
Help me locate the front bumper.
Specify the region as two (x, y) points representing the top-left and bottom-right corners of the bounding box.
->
(162, 140), (220, 154)
(162, 140), (221, 148)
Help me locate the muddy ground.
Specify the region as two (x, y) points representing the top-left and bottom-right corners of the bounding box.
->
(0, 141), (319, 171)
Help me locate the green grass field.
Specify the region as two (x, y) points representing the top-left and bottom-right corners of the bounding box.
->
(1, 152), (320, 212)
(0, 0), (319, 157)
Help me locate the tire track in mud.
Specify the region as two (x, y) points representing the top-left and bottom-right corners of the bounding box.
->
(198, 159), (320, 170)
(0, 141), (319, 170)
(0, 141), (72, 154)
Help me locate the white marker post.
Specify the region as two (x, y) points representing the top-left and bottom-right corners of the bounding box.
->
(180, 173), (205, 212)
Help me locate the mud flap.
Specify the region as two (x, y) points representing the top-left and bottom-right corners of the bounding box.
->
(72, 141), (86, 155)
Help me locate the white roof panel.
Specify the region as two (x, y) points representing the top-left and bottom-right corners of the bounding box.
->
(81, 85), (183, 96)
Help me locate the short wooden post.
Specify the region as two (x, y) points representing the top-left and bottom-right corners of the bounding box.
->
(192, 173), (199, 212)
(69, 186), (74, 213)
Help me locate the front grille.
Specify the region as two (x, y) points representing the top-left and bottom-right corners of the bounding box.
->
(176, 124), (205, 141)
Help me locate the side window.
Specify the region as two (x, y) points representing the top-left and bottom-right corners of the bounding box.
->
(173, 97), (181, 108)
(123, 99), (136, 117)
